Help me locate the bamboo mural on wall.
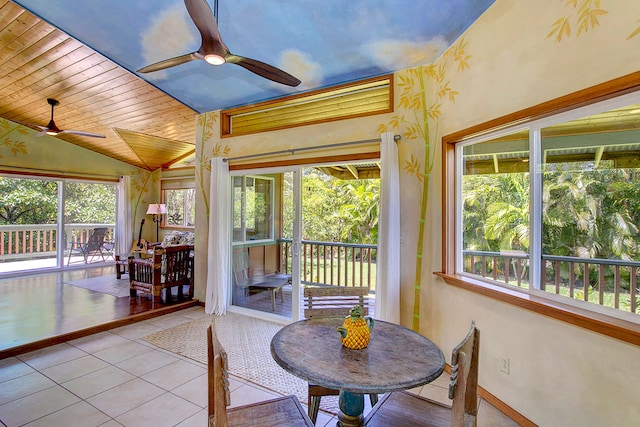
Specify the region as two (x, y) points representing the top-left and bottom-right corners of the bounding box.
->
(0, 119), (29, 158)
(378, 38), (472, 332)
(196, 111), (230, 221)
(130, 168), (153, 231)
(547, 0), (609, 41)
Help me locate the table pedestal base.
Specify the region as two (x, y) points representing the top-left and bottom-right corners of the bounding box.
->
(338, 391), (364, 427)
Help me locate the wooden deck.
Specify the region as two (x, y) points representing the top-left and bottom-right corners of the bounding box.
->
(0, 265), (198, 359)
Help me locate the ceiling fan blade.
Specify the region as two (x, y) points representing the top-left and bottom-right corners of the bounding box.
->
(59, 130), (106, 138)
(184, 0), (225, 49)
(226, 54), (301, 87)
(137, 53), (199, 73)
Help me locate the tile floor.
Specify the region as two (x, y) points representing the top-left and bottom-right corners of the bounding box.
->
(0, 306), (518, 426)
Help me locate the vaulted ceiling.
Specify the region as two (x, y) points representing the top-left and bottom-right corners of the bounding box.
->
(0, 0), (495, 170)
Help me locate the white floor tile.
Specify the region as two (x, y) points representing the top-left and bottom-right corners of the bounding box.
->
(0, 357), (36, 383)
(229, 383), (279, 408)
(23, 401), (111, 427)
(115, 392), (201, 427)
(18, 343), (87, 370)
(141, 359), (206, 391)
(62, 365), (136, 399)
(68, 332), (131, 354)
(40, 354), (110, 383)
(115, 349), (178, 376)
(109, 322), (163, 340)
(170, 374), (208, 408)
(93, 340), (155, 365)
(86, 378), (165, 418)
(0, 371), (56, 405)
(0, 385), (80, 426)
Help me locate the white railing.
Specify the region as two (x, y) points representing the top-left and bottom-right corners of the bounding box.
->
(0, 224), (115, 261)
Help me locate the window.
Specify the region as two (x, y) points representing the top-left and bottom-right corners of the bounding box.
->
(161, 178), (195, 228)
(442, 73), (640, 345)
(232, 175), (275, 244)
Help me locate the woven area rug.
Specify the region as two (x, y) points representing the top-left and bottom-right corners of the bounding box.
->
(64, 274), (130, 298)
(142, 312), (338, 414)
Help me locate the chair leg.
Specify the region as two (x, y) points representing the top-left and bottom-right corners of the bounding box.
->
(308, 395), (321, 425)
(369, 393), (379, 406)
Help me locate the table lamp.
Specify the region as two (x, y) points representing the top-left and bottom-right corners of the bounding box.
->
(146, 203), (167, 242)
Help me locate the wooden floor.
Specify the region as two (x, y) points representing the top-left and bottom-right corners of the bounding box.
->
(0, 265), (198, 359)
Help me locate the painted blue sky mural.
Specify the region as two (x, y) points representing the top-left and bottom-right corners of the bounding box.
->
(14, 0), (495, 113)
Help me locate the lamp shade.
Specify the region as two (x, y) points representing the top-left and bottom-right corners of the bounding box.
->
(146, 203), (167, 215)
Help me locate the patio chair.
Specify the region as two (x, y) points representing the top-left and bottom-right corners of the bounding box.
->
(232, 248), (291, 311)
(303, 285), (377, 424)
(207, 324), (314, 427)
(128, 244), (193, 304)
(67, 227), (109, 265)
(364, 321), (480, 427)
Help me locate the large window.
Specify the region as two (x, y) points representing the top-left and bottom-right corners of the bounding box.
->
(161, 178), (195, 228)
(443, 75), (640, 344)
(458, 97), (640, 319)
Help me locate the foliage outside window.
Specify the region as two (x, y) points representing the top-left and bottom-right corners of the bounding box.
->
(458, 97), (640, 320)
(281, 168), (379, 244)
(232, 175), (274, 244)
(161, 178), (195, 228)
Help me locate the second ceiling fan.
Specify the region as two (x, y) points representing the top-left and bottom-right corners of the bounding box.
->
(137, 0), (301, 87)
(34, 98), (105, 139)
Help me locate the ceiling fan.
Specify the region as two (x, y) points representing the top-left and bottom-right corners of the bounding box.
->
(137, 0), (301, 87)
(32, 98), (105, 138)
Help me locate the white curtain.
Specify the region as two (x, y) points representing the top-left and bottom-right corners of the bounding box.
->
(375, 132), (401, 323)
(116, 175), (132, 254)
(205, 157), (231, 315)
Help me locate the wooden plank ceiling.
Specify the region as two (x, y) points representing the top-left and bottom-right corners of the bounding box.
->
(0, 0), (197, 171)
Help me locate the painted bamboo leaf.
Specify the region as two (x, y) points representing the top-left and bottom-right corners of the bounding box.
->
(577, 8), (608, 35)
(547, 17), (572, 41)
(404, 154), (423, 182)
(628, 23), (640, 39)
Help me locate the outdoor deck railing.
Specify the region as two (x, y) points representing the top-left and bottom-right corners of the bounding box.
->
(0, 224), (115, 261)
(279, 239), (377, 291)
(464, 250), (640, 314)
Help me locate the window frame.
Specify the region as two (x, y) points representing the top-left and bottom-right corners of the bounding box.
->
(231, 174), (276, 246)
(161, 178), (195, 230)
(440, 71), (640, 347)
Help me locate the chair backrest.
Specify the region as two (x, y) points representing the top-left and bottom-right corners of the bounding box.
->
(303, 286), (370, 318)
(232, 248), (250, 286)
(86, 227), (108, 250)
(160, 244), (193, 279)
(208, 324), (230, 426)
(448, 322), (480, 427)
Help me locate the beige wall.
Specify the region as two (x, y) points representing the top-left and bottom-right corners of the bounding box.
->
(194, 0), (640, 424)
(420, 1), (640, 425)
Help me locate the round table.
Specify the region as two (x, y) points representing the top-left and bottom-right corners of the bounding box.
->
(270, 317), (445, 427)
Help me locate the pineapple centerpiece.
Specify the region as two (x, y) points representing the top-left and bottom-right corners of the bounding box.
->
(337, 305), (374, 349)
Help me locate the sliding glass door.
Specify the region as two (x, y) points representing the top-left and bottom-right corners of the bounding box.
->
(230, 172), (301, 319)
(0, 175), (117, 276)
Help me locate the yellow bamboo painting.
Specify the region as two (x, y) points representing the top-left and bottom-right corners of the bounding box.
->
(629, 20), (640, 39)
(196, 111), (230, 220)
(0, 119), (29, 158)
(377, 37), (470, 331)
(547, 0), (608, 41)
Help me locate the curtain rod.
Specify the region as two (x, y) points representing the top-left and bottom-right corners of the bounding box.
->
(223, 134), (401, 163)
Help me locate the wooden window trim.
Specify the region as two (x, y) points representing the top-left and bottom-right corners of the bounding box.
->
(439, 71), (640, 347)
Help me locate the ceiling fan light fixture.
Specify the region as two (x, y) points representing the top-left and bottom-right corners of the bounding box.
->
(204, 54), (225, 65)
(45, 130), (58, 136)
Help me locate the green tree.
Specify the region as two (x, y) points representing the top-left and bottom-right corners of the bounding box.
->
(0, 177), (58, 224)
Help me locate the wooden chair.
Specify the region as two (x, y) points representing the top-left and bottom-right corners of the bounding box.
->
(303, 286), (378, 424)
(67, 227), (109, 265)
(207, 324), (314, 427)
(364, 321), (480, 427)
(128, 244), (193, 304)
